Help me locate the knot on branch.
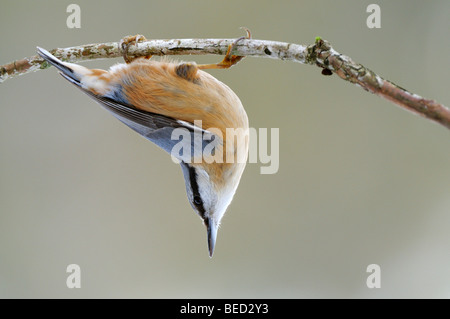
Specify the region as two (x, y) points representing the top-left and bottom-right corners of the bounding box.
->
(306, 38), (334, 74)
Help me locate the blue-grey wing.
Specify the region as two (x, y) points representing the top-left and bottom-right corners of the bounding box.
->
(66, 80), (221, 163)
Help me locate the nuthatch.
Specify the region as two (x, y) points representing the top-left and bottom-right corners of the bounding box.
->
(37, 32), (250, 257)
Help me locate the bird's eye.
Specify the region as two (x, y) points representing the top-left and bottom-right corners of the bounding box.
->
(193, 196), (202, 206)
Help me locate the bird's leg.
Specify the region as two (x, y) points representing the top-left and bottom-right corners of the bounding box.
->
(197, 28), (251, 70)
(119, 34), (152, 64)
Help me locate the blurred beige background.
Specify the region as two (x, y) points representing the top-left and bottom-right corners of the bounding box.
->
(1, 0), (449, 298)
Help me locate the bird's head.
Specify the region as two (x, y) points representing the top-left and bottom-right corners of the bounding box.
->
(180, 159), (247, 257)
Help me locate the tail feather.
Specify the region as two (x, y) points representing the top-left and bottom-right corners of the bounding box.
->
(36, 47), (80, 84)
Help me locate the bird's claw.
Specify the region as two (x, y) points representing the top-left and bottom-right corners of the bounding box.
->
(198, 27), (252, 70)
(120, 34), (151, 64)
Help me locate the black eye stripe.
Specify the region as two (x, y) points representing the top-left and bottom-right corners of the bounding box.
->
(185, 164), (206, 218)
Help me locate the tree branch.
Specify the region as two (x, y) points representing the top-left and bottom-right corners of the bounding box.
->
(1, 37), (449, 130)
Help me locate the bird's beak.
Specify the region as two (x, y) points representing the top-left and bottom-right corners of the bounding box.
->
(205, 218), (218, 258)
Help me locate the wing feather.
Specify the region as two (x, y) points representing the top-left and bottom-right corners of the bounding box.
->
(61, 74), (220, 162)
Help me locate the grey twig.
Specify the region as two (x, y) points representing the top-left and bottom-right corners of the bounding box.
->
(1, 37), (449, 130)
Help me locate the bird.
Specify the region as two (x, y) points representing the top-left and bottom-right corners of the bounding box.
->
(36, 31), (250, 257)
